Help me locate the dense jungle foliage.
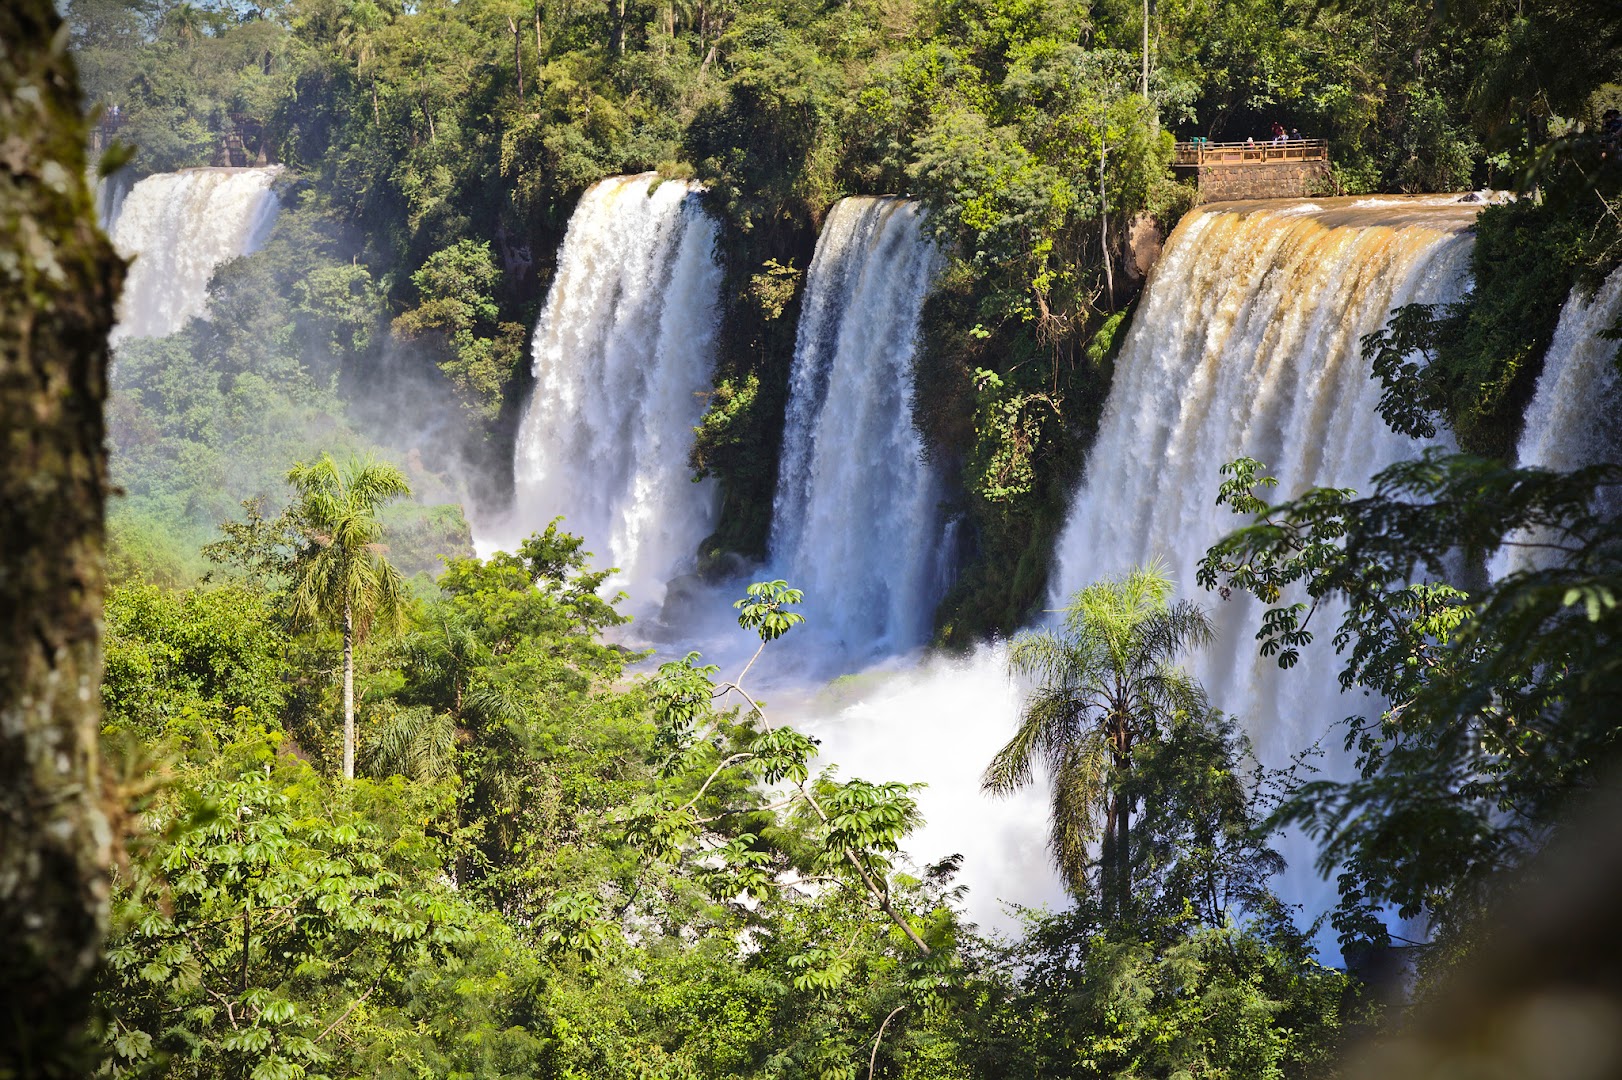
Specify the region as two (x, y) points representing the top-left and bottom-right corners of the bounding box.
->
(51, 0), (1622, 1075)
(93, 515), (1355, 1078)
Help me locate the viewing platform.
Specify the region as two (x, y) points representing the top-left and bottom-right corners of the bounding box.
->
(1173, 139), (1332, 201)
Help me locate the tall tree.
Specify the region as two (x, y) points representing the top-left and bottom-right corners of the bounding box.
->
(984, 564), (1213, 918)
(286, 454), (410, 780)
(1, 0), (124, 1072)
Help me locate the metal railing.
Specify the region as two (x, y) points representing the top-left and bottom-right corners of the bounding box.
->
(1173, 139), (1329, 166)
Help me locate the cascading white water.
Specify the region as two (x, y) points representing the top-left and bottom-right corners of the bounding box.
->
(796, 199), (1489, 938)
(490, 193), (1497, 939)
(1513, 267), (1622, 474)
(1491, 266), (1622, 577)
(1046, 196), (1479, 917)
(512, 174), (722, 609)
(770, 197), (945, 656)
(108, 166), (282, 342)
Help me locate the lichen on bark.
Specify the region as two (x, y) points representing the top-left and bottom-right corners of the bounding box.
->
(0, 2), (124, 1074)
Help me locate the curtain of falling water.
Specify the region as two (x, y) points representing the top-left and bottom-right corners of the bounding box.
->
(1513, 267), (1622, 474)
(769, 197), (945, 657)
(1492, 266), (1622, 577)
(512, 174), (722, 610)
(1047, 198), (1479, 915)
(108, 166), (282, 342)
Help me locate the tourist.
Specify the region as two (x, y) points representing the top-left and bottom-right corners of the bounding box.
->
(1270, 121), (1286, 144)
(1290, 126), (1301, 141)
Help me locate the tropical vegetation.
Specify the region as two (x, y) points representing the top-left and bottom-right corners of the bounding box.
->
(983, 563), (1215, 914)
(95, 503), (1354, 1078)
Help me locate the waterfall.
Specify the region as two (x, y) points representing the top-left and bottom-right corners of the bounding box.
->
(1513, 267), (1622, 474)
(1045, 197), (1479, 917)
(513, 174), (722, 610)
(769, 197), (944, 656)
(109, 167), (282, 342)
(1492, 266), (1622, 577)
(488, 193), (1494, 938)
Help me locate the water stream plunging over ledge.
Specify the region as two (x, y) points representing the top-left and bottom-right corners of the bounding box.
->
(493, 189), (1520, 939)
(1490, 265), (1622, 579)
(1048, 196), (1477, 927)
(507, 174), (723, 612)
(768, 196), (947, 659)
(107, 166), (283, 343)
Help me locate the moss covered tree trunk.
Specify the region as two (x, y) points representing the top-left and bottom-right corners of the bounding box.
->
(0, 2), (124, 1073)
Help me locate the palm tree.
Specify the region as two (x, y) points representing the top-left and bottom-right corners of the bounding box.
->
(286, 454), (411, 780)
(165, 3), (205, 48)
(983, 562), (1213, 919)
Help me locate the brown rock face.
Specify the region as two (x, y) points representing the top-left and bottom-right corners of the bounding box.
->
(1126, 214), (1164, 282)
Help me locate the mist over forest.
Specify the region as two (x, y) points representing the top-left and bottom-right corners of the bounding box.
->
(3, 0), (1622, 1076)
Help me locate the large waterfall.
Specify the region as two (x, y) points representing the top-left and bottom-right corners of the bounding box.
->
(498, 190), (1503, 937)
(1043, 197), (1478, 915)
(1052, 199), (1475, 759)
(108, 166), (282, 342)
(512, 174), (722, 609)
(770, 197), (945, 656)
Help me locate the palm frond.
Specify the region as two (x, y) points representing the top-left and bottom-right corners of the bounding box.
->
(362, 705), (456, 781)
(1136, 600), (1216, 668)
(1050, 732), (1110, 892)
(465, 679), (530, 728)
(1007, 627), (1086, 685)
(285, 452), (412, 641)
(986, 671), (1088, 794)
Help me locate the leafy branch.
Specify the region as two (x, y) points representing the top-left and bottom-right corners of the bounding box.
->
(637, 580), (936, 956)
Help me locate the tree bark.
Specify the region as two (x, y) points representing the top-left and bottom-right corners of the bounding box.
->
(1141, 0), (1150, 98)
(1099, 145), (1114, 310)
(1103, 715), (1133, 922)
(1102, 793), (1120, 919)
(343, 601), (355, 780)
(1116, 779), (1131, 920)
(508, 16), (524, 102)
(0, 1), (124, 1073)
